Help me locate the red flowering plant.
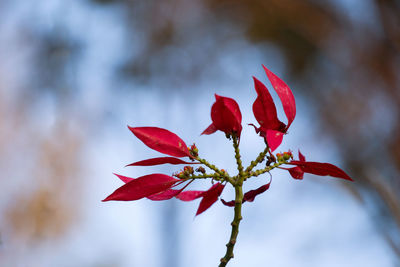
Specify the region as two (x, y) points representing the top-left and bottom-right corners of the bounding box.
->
(103, 65), (353, 267)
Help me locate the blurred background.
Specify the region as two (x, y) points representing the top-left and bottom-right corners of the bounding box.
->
(0, 0), (399, 266)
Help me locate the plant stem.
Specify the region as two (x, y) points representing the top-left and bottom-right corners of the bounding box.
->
(195, 157), (235, 184)
(248, 161), (286, 178)
(232, 134), (244, 180)
(244, 146), (269, 174)
(219, 183), (243, 267)
(190, 174), (223, 181)
(219, 133), (246, 266)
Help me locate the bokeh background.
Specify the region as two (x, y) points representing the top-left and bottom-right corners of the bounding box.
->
(0, 0), (399, 266)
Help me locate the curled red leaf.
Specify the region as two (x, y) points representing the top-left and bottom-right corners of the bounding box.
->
(128, 126), (190, 157)
(103, 173), (179, 201)
(262, 65), (296, 130)
(288, 166), (304, 180)
(289, 161), (353, 181)
(243, 182), (271, 202)
(252, 77), (285, 132)
(202, 94), (242, 137)
(126, 157), (198, 167)
(221, 199), (235, 207)
(196, 183), (225, 216)
(221, 182), (271, 206)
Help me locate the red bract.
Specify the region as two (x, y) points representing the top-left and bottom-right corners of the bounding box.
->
(288, 167), (304, 180)
(102, 173), (179, 201)
(175, 190), (204, 201)
(252, 77), (285, 132)
(281, 151), (353, 181)
(126, 157), (198, 167)
(196, 183), (225, 215)
(265, 130), (285, 152)
(288, 161), (353, 181)
(202, 94), (242, 137)
(287, 150), (305, 180)
(175, 183), (225, 216)
(262, 65), (296, 130)
(221, 182), (271, 207)
(128, 126), (191, 157)
(146, 189), (182, 201)
(115, 173), (185, 201)
(251, 66), (296, 151)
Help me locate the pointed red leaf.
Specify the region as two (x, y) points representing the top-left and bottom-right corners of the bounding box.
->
(263, 65), (296, 129)
(201, 123), (217, 135)
(146, 189), (181, 201)
(266, 130), (284, 152)
(115, 174), (185, 201)
(205, 94), (242, 137)
(114, 173), (134, 183)
(221, 199), (235, 207)
(243, 182), (271, 202)
(298, 150), (306, 162)
(288, 166), (304, 180)
(175, 190), (204, 201)
(126, 157), (198, 167)
(196, 183), (225, 216)
(252, 77), (286, 131)
(289, 161), (353, 181)
(128, 126), (190, 157)
(103, 173), (179, 201)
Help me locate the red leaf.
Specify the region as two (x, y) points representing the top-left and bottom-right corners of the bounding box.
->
(128, 126), (190, 157)
(262, 65), (296, 129)
(289, 161), (353, 181)
(146, 189), (181, 201)
(204, 94), (242, 137)
(252, 77), (286, 132)
(196, 183), (225, 216)
(221, 182), (271, 206)
(298, 150), (306, 162)
(243, 182), (271, 202)
(114, 174), (185, 201)
(201, 123), (217, 135)
(114, 173), (134, 183)
(221, 199), (235, 207)
(103, 173), (179, 201)
(266, 130), (284, 152)
(126, 157), (198, 167)
(175, 190), (204, 201)
(288, 166), (304, 180)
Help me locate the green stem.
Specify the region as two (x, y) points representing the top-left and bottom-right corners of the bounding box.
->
(244, 146), (269, 174)
(248, 161), (286, 178)
(219, 134), (246, 266)
(195, 157), (235, 184)
(190, 174), (223, 181)
(219, 184), (243, 267)
(232, 134), (244, 180)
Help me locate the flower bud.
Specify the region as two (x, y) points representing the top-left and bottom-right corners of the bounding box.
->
(283, 151), (293, 161)
(196, 167), (206, 174)
(183, 166), (194, 176)
(189, 143), (199, 157)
